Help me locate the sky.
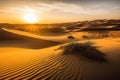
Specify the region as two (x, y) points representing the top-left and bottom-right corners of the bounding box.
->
(0, 0), (120, 24)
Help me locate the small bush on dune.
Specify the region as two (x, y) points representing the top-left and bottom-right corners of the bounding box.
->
(58, 42), (106, 62)
(82, 35), (88, 38)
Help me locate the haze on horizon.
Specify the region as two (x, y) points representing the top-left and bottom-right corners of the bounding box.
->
(0, 0), (120, 24)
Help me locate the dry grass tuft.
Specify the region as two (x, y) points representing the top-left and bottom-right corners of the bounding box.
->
(58, 42), (107, 62)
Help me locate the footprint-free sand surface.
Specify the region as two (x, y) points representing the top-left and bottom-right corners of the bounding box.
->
(0, 28), (120, 80)
(0, 28), (60, 49)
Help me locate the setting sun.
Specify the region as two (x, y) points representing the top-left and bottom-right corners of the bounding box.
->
(23, 13), (38, 23)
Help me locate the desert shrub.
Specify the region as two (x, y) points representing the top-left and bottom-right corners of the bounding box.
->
(58, 42), (106, 62)
(82, 35), (88, 38)
(68, 35), (75, 40)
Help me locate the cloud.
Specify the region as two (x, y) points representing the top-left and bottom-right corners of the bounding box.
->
(0, 0), (120, 23)
(28, 2), (120, 15)
(0, 1), (120, 16)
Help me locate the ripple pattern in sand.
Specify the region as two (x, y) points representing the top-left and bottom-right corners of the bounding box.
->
(0, 53), (88, 80)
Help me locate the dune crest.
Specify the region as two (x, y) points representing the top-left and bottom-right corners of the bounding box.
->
(0, 28), (60, 49)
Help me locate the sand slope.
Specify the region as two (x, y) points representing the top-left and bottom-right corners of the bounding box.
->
(0, 28), (60, 49)
(0, 38), (120, 80)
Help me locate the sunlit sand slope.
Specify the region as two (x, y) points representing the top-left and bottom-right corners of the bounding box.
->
(0, 38), (120, 80)
(0, 28), (60, 49)
(2, 28), (71, 43)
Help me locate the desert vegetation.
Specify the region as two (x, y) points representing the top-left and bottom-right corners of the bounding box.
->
(58, 42), (106, 62)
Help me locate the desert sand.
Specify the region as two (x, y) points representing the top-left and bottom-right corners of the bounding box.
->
(0, 28), (120, 80)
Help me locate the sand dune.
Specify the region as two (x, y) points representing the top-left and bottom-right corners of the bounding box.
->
(3, 28), (72, 43)
(0, 38), (120, 80)
(0, 28), (60, 49)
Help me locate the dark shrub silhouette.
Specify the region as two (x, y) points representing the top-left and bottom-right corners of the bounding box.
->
(68, 35), (75, 40)
(82, 35), (88, 38)
(58, 42), (106, 62)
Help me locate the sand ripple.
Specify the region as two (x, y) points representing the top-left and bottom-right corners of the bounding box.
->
(0, 46), (120, 80)
(0, 52), (89, 80)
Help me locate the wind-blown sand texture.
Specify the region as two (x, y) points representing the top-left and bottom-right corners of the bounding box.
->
(0, 28), (120, 80)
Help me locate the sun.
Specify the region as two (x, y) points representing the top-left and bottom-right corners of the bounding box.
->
(24, 13), (38, 23)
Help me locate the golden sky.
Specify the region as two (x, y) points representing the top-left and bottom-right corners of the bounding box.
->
(0, 0), (120, 24)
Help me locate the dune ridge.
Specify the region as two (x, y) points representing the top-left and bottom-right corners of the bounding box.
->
(0, 28), (60, 49)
